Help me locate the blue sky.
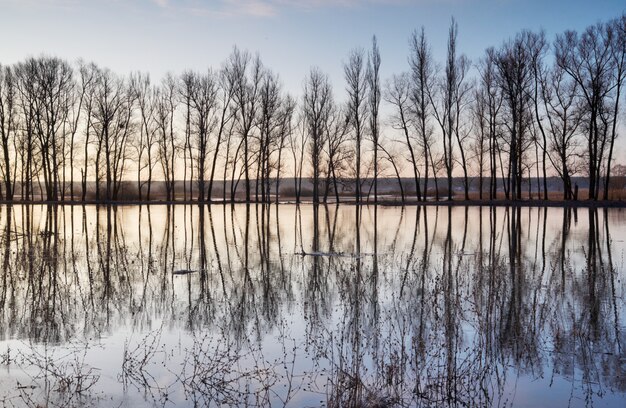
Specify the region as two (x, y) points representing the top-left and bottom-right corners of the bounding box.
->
(0, 0), (624, 97)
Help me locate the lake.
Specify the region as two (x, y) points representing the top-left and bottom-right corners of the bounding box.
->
(0, 204), (625, 407)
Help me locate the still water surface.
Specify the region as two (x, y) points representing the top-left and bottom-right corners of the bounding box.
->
(0, 204), (625, 407)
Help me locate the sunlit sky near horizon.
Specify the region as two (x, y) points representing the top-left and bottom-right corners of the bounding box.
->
(1, 0), (624, 98)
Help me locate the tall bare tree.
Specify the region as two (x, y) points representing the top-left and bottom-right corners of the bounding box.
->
(0, 64), (17, 200)
(385, 73), (420, 199)
(541, 62), (582, 200)
(155, 73), (178, 201)
(187, 71), (219, 202)
(230, 48), (263, 202)
(274, 94), (296, 203)
(257, 69), (283, 203)
(409, 27), (436, 200)
(180, 71), (195, 200)
(207, 65), (237, 201)
(429, 19), (469, 200)
(477, 48), (503, 200)
(132, 72), (157, 200)
(556, 22), (615, 200)
(495, 32), (533, 200)
(367, 36), (381, 202)
(91, 68), (135, 201)
(304, 67), (333, 204)
(604, 14), (626, 199)
(344, 48), (368, 203)
(323, 104), (351, 203)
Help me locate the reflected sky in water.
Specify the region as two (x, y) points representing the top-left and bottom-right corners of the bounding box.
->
(0, 204), (625, 407)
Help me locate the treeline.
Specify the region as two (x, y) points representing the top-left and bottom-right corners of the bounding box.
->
(0, 14), (624, 203)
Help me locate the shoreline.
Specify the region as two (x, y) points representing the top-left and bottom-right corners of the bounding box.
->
(0, 198), (624, 208)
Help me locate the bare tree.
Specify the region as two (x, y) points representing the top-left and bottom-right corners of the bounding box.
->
(303, 67), (333, 203)
(66, 61), (94, 201)
(0, 64), (17, 200)
(154, 73), (178, 201)
(230, 48), (263, 202)
(20, 57), (74, 201)
(91, 68), (135, 201)
(274, 94), (296, 203)
(495, 32), (534, 200)
(256, 69), (283, 203)
(344, 48), (368, 203)
(453, 55), (473, 200)
(604, 14), (626, 199)
(132, 72), (158, 201)
(556, 22), (615, 200)
(289, 113), (308, 203)
(477, 48), (503, 200)
(429, 19), (469, 200)
(541, 61), (582, 200)
(367, 36), (381, 202)
(409, 27), (436, 200)
(187, 71), (219, 202)
(180, 71), (195, 200)
(526, 30), (550, 199)
(207, 65), (237, 201)
(323, 104), (351, 203)
(472, 86), (488, 199)
(385, 73), (420, 199)
(79, 63), (98, 201)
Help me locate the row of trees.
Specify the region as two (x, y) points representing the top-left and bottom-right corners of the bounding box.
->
(0, 14), (624, 203)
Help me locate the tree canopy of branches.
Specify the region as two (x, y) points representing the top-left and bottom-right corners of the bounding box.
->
(0, 12), (625, 203)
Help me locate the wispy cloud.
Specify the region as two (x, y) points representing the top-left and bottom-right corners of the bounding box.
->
(151, 0), (427, 18)
(0, 0), (461, 19)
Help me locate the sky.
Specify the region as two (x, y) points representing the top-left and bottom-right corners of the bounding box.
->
(1, 0), (625, 98)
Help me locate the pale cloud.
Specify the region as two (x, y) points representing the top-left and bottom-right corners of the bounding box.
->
(0, 0), (463, 18)
(221, 0), (278, 17)
(153, 0), (433, 19)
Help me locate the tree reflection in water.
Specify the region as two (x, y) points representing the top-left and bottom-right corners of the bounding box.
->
(0, 204), (624, 407)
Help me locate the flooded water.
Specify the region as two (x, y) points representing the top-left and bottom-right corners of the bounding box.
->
(0, 204), (625, 407)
